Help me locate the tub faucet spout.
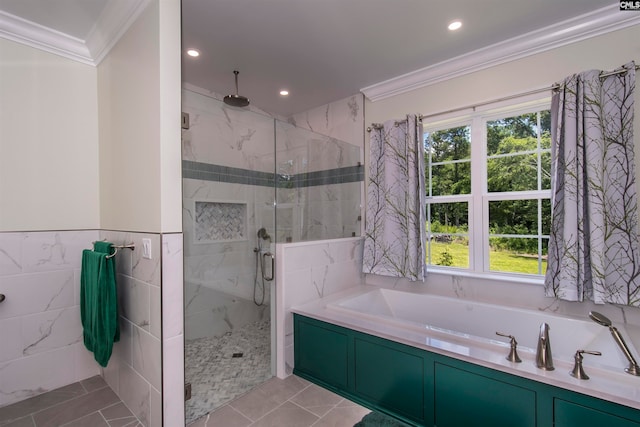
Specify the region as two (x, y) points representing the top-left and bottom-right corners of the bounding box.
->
(536, 322), (554, 371)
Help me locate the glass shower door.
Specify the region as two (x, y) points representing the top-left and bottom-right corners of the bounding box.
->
(182, 89), (276, 424)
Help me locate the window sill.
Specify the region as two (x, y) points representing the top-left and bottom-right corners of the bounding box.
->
(426, 266), (545, 287)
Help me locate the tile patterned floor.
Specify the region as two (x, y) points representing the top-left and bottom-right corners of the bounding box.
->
(188, 375), (372, 427)
(185, 318), (272, 424)
(0, 376), (141, 427)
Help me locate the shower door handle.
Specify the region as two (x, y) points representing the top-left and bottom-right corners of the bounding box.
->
(262, 252), (274, 281)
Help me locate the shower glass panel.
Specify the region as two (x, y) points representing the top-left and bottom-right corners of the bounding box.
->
(182, 89), (275, 424)
(275, 121), (362, 243)
(181, 88), (363, 424)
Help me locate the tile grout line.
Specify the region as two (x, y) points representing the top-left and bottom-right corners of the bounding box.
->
(230, 380), (312, 425)
(308, 398), (346, 426)
(250, 383), (324, 427)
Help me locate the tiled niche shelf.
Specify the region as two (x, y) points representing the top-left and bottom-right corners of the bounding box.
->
(195, 200), (247, 242)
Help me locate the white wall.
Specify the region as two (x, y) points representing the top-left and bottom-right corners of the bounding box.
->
(98, 0), (181, 234)
(97, 1), (183, 426)
(0, 39), (99, 232)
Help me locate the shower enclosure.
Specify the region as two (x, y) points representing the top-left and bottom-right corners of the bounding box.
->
(181, 88), (362, 423)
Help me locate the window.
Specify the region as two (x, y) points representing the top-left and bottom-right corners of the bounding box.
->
(425, 101), (551, 278)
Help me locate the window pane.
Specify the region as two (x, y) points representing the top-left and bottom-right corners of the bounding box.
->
(487, 113), (539, 156)
(431, 162), (471, 195)
(540, 110), (551, 149)
(429, 236), (469, 268)
(487, 154), (538, 192)
(488, 237), (547, 274)
(429, 202), (468, 233)
(427, 202), (469, 269)
(426, 126), (470, 162)
(489, 199), (539, 235)
(541, 151), (551, 190)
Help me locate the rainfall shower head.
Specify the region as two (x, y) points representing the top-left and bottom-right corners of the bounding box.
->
(223, 70), (250, 108)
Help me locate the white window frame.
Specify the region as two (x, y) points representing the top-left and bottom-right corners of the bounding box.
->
(424, 97), (551, 284)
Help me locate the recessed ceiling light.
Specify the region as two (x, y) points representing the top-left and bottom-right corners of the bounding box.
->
(279, 90), (289, 96)
(448, 20), (462, 31)
(186, 49), (200, 57)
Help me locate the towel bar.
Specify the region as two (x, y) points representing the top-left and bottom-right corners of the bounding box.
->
(91, 241), (135, 259)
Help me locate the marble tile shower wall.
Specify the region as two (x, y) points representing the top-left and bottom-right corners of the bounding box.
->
(182, 89), (275, 172)
(0, 230), (101, 408)
(277, 182), (362, 241)
(277, 237), (364, 377)
(287, 94), (364, 149)
(99, 230), (162, 427)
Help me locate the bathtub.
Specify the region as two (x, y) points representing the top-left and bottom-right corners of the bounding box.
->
(325, 288), (634, 372)
(292, 286), (640, 410)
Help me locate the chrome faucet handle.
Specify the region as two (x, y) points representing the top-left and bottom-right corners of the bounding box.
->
(496, 332), (522, 363)
(570, 350), (602, 380)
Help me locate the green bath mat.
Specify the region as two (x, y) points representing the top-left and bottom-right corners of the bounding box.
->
(354, 411), (412, 426)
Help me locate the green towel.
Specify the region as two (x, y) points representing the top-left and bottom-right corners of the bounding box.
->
(80, 242), (120, 367)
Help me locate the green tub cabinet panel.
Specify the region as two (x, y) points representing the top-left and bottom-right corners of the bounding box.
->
(433, 362), (537, 427)
(554, 398), (640, 427)
(293, 316), (349, 390)
(354, 336), (427, 424)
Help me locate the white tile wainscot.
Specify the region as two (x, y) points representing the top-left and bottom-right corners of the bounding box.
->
(100, 230), (162, 426)
(0, 230), (101, 407)
(162, 232), (185, 427)
(275, 237), (363, 378)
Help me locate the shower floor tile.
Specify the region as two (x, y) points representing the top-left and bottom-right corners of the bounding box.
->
(185, 318), (272, 424)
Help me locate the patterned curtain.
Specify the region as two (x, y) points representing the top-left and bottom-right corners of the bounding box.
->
(363, 115), (426, 281)
(545, 62), (640, 306)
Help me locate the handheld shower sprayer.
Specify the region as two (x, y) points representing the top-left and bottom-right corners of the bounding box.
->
(589, 311), (640, 376)
(257, 227), (271, 241)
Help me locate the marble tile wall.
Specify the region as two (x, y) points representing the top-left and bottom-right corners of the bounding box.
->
(99, 230), (162, 427)
(182, 177), (273, 337)
(276, 237), (364, 378)
(287, 94), (365, 150)
(0, 230), (101, 408)
(182, 89), (275, 173)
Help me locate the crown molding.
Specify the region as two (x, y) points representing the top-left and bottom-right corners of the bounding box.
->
(361, 5), (640, 102)
(86, 0), (151, 65)
(0, 10), (93, 64)
(0, 0), (150, 66)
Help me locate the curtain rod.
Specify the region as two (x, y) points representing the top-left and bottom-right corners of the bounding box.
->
(366, 64), (639, 128)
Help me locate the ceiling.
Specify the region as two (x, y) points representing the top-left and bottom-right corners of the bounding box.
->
(0, 0), (631, 116)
